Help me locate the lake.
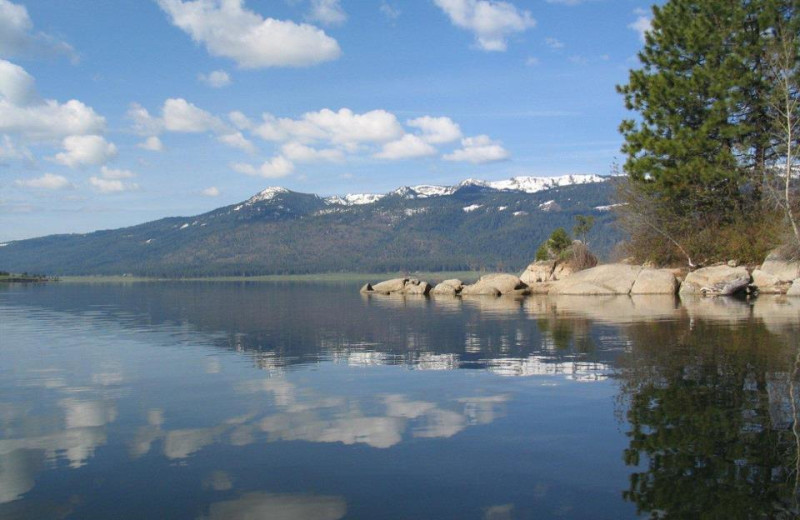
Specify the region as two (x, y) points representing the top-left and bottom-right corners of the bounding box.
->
(1, 282), (799, 519)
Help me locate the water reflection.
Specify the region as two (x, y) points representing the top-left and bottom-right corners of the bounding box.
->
(1, 283), (800, 518)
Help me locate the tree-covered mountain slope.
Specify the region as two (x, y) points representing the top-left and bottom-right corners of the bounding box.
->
(0, 176), (622, 276)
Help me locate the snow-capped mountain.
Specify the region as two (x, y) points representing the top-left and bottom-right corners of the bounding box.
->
(324, 174), (606, 206)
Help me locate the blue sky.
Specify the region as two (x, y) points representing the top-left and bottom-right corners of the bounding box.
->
(0, 0), (655, 241)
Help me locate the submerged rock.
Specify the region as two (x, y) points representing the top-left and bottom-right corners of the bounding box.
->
(679, 265), (750, 296)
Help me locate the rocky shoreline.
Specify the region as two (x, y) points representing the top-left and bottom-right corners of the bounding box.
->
(360, 249), (800, 299)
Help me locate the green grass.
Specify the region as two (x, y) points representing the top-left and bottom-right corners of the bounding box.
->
(58, 271), (484, 284)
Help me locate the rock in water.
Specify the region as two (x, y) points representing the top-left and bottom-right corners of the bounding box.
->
(360, 283), (373, 293)
(630, 268), (679, 295)
(549, 264), (643, 295)
(520, 261), (556, 284)
(679, 265), (750, 296)
(760, 249), (800, 282)
(751, 269), (791, 294)
(431, 279), (463, 296)
(461, 274), (527, 296)
(404, 281), (431, 295)
(370, 278), (408, 294)
(787, 280), (800, 297)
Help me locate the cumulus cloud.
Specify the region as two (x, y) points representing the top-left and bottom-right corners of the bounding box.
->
(433, 0), (535, 51)
(229, 110), (254, 130)
(375, 134), (437, 160)
(14, 172), (70, 190)
(255, 108), (403, 146)
(444, 135), (509, 163)
(0, 0), (76, 61)
(281, 141), (344, 163)
(156, 0), (341, 68)
(138, 136), (164, 152)
(198, 69), (231, 88)
(53, 135), (117, 168)
(307, 0), (346, 26)
(0, 59), (105, 141)
(232, 156), (294, 178)
(89, 165), (138, 193)
(218, 131), (256, 154)
(99, 166), (135, 179)
(407, 116), (462, 144)
(629, 15), (651, 42)
(202, 186), (220, 196)
(163, 98), (226, 133)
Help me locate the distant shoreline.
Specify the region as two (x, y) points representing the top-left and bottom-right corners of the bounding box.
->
(57, 271), (483, 284)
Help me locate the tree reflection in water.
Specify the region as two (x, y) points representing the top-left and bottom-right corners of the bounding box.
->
(618, 318), (800, 518)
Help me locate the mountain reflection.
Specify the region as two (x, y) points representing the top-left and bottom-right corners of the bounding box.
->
(3, 283), (800, 518)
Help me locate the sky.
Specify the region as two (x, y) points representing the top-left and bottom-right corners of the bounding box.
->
(0, 0), (656, 242)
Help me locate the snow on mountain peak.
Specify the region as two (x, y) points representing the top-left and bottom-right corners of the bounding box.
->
(248, 187), (289, 204)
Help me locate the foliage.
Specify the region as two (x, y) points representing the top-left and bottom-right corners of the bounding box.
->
(573, 215), (594, 245)
(616, 0), (800, 265)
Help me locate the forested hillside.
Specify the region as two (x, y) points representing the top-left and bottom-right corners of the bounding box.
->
(0, 178), (620, 276)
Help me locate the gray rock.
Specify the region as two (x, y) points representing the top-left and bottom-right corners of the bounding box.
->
(371, 278), (408, 294)
(431, 283), (458, 296)
(403, 281), (431, 295)
(549, 264), (643, 295)
(679, 265), (750, 296)
(751, 269), (791, 294)
(630, 268), (679, 295)
(520, 261), (556, 284)
(760, 250), (800, 282)
(461, 273), (526, 296)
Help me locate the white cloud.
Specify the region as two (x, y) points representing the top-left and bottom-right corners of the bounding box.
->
(375, 134), (437, 160)
(89, 176), (138, 193)
(156, 0), (341, 68)
(444, 135), (509, 164)
(202, 186), (220, 196)
(218, 131), (256, 154)
(307, 0), (346, 26)
(544, 37), (563, 49)
(163, 97), (226, 133)
(138, 136), (164, 152)
(380, 2), (401, 19)
(0, 134), (31, 162)
(229, 110), (254, 130)
(0, 59), (105, 141)
(54, 135), (117, 168)
(254, 108), (404, 147)
(233, 156), (294, 178)
(525, 56), (539, 66)
(407, 116), (462, 144)
(198, 69), (231, 88)
(433, 0), (535, 51)
(0, 0), (76, 61)
(127, 103), (163, 136)
(281, 141), (344, 163)
(99, 166), (136, 179)
(14, 172), (70, 190)
(629, 15), (651, 43)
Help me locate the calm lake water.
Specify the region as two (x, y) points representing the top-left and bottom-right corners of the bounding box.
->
(2, 282), (800, 519)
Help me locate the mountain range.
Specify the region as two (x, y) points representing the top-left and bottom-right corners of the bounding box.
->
(0, 175), (622, 277)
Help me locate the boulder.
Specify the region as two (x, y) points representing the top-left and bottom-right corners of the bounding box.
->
(678, 265), (750, 296)
(441, 279), (463, 291)
(751, 269), (791, 294)
(431, 283), (458, 296)
(461, 273), (527, 296)
(370, 278), (408, 294)
(403, 281), (431, 295)
(520, 261), (556, 284)
(760, 249), (800, 282)
(630, 268), (679, 295)
(788, 280), (800, 297)
(359, 283), (373, 293)
(549, 264), (643, 295)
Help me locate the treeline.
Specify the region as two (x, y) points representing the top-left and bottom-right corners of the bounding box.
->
(616, 0), (799, 266)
